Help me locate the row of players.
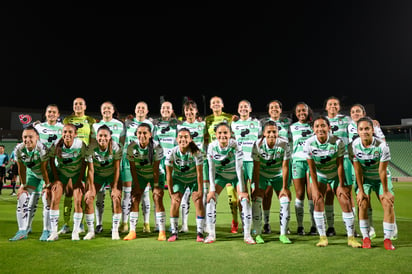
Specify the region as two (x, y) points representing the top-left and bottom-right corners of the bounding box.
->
(8, 96), (397, 249)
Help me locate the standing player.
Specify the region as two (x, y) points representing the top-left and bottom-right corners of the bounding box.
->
(30, 104), (64, 234)
(120, 101), (154, 234)
(290, 102), (317, 235)
(47, 123), (89, 241)
(349, 117), (396, 250)
(177, 100), (207, 233)
(259, 99), (292, 234)
(91, 101), (125, 234)
(251, 120), (292, 244)
(60, 98), (96, 235)
(123, 123), (166, 241)
(0, 144), (9, 195)
(9, 125), (53, 241)
(204, 122), (255, 244)
(204, 96), (239, 233)
(305, 116), (361, 248)
(84, 125), (123, 240)
(323, 96), (354, 237)
(348, 105), (398, 240)
(166, 128), (205, 242)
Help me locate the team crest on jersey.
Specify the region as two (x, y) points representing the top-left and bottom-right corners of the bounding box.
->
(374, 151), (380, 158)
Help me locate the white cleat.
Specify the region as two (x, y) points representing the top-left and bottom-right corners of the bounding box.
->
(47, 232), (59, 242)
(72, 231), (80, 241)
(112, 231), (120, 240)
(83, 232), (95, 240)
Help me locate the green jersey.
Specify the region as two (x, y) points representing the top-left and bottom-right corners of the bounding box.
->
(153, 118), (180, 158)
(34, 121), (64, 148)
(290, 121), (313, 161)
(92, 118), (125, 144)
(15, 141), (50, 179)
(207, 138), (244, 192)
(86, 140), (123, 177)
(231, 117), (261, 161)
(178, 120), (206, 153)
(165, 146), (203, 184)
(49, 138), (87, 178)
(126, 139), (164, 179)
(252, 137), (291, 179)
(260, 117), (292, 141)
(304, 135), (345, 180)
(348, 137), (391, 181)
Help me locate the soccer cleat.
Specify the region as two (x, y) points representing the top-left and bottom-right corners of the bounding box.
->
(40, 230), (51, 241)
(79, 223), (85, 233)
(167, 233), (178, 242)
(204, 235), (216, 244)
(83, 232), (95, 240)
(157, 231), (166, 241)
(196, 233), (204, 242)
(58, 224), (71, 235)
(230, 220), (239, 234)
(369, 227), (376, 239)
(10, 192), (17, 196)
(391, 225), (398, 241)
(362, 237), (371, 249)
(120, 223), (129, 233)
(255, 234), (265, 244)
(95, 225), (103, 234)
(179, 225), (189, 233)
(309, 226), (318, 236)
(244, 236), (256, 245)
(297, 226), (305, 236)
(112, 230), (120, 240)
(143, 223), (151, 233)
(316, 236), (328, 247)
(47, 232), (59, 242)
(279, 235), (292, 244)
(326, 227), (336, 237)
(347, 236), (362, 248)
(123, 231), (137, 241)
(9, 230), (28, 241)
(384, 239), (395, 250)
(263, 224), (271, 234)
(72, 231), (80, 241)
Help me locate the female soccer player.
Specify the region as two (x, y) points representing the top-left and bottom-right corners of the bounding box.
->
(123, 123), (166, 241)
(121, 101), (154, 234)
(166, 128), (205, 242)
(47, 123), (90, 241)
(91, 101), (125, 234)
(204, 122), (255, 244)
(9, 125), (53, 241)
(259, 99), (292, 234)
(251, 120), (292, 244)
(290, 102), (316, 235)
(349, 116), (396, 250)
(305, 116), (361, 248)
(85, 125), (123, 240)
(177, 100), (207, 233)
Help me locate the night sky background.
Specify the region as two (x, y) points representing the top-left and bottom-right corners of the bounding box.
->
(3, 3), (412, 124)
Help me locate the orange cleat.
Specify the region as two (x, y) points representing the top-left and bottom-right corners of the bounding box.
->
(123, 231), (136, 241)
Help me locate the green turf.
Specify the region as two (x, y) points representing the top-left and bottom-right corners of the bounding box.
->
(1, 182), (411, 273)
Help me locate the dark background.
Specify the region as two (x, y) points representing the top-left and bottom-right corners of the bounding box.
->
(3, 3), (412, 124)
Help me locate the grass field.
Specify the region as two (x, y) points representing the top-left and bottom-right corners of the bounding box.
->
(1, 182), (411, 274)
